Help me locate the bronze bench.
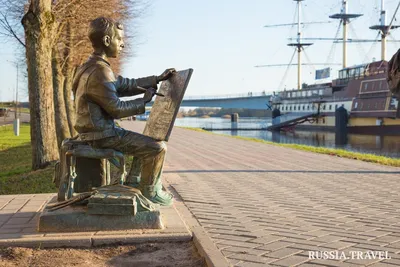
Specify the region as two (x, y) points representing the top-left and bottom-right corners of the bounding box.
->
(55, 138), (127, 201)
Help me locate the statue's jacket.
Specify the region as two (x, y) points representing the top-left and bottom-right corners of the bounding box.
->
(72, 54), (157, 140)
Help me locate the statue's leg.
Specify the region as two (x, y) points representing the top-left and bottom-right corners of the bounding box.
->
(125, 157), (141, 187)
(138, 141), (173, 206)
(91, 128), (173, 206)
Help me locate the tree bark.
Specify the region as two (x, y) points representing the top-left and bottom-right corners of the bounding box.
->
(63, 65), (77, 136)
(22, 0), (59, 170)
(63, 21), (77, 137)
(52, 48), (70, 147)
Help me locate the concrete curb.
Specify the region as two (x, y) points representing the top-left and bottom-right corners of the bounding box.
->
(192, 226), (232, 267)
(0, 233), (192, 248)
(166, 174), (232, 267)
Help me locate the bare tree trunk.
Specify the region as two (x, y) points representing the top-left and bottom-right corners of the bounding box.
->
(52, 48), (70, 147)
(63, 65), (77, 136)
(63, 21), (77, 137)
(22, 0), (59, 170)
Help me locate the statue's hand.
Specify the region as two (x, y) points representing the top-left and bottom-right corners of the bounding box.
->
(157, 68), (176, 83)
(143, 87), (156, 103)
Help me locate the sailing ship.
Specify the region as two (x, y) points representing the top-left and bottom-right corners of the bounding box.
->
(267, 0), (400, 135)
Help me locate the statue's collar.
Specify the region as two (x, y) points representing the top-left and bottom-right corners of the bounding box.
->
(89, 54), (110, 66)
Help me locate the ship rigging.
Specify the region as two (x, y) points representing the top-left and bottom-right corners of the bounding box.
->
(257, 0), (400, 91)
(262, 0), (400, 135)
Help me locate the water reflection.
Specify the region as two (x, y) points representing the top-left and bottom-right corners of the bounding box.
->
(174, 117), (400, 158)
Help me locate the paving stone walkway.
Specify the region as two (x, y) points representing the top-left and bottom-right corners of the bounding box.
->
(124, 121), (400, 267)
(0, 194), (53, 239)
(0, 194), (190, 247)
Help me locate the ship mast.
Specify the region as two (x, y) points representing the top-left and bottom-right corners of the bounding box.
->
(288, 0), (313, 90)
(330, 0), (362, 68)
(381, 0), (387, 60)
(370, 0), (400, 61)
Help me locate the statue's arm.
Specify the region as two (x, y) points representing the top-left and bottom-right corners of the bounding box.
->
(116, 75), (158, 97)
(86, 68), (146, 118)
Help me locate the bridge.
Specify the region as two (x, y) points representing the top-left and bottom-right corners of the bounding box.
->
(147, 91), (273, 109)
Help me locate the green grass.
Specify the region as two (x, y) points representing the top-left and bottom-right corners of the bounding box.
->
(0, 104), (29, 114)
(0, 124), (56, 194)
(179, 126), (400, 167)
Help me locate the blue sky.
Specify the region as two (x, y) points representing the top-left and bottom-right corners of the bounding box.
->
(1, 0), (400, 102)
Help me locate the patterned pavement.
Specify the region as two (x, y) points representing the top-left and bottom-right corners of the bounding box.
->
(124, 121), (400, 267)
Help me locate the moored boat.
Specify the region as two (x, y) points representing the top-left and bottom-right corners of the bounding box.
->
(268, 0), (400, 135)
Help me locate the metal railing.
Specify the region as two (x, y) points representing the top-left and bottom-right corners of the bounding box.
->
(202, 120), (271, 130)
(183, 91), (274, 100)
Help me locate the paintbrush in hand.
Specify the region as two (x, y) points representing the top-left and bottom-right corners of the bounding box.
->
(136, 86), (165, 97)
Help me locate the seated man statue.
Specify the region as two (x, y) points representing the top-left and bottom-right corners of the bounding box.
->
(72, 16), (175, 206)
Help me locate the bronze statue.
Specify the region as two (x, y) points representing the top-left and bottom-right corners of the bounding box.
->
(72, 17), (175, 206)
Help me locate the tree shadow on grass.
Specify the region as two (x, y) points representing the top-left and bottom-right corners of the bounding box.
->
(0, 144), (57, 195)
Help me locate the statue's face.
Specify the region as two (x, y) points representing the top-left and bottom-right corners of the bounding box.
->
(103, 28), (124, 58)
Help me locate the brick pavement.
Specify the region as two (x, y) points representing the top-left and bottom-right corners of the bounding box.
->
(0, 194), (52, 238)
(123, 121), (400, 267)
(0, 193), (191, 247)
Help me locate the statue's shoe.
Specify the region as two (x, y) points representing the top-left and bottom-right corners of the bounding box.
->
(144, 189), (174, 206)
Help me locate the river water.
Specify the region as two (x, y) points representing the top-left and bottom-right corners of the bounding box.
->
(174, 117), (400, 158)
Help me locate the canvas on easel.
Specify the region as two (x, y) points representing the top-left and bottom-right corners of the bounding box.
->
(143, 69), (193, 141)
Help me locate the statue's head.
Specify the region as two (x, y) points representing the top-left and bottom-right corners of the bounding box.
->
(89, 17), (124, 58)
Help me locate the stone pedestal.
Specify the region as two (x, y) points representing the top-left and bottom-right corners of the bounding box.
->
(38, 197), (163, 232)
(87, 193), (138, 216)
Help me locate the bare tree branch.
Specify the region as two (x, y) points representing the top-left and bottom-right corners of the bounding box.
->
(0, 11), (25, 47)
